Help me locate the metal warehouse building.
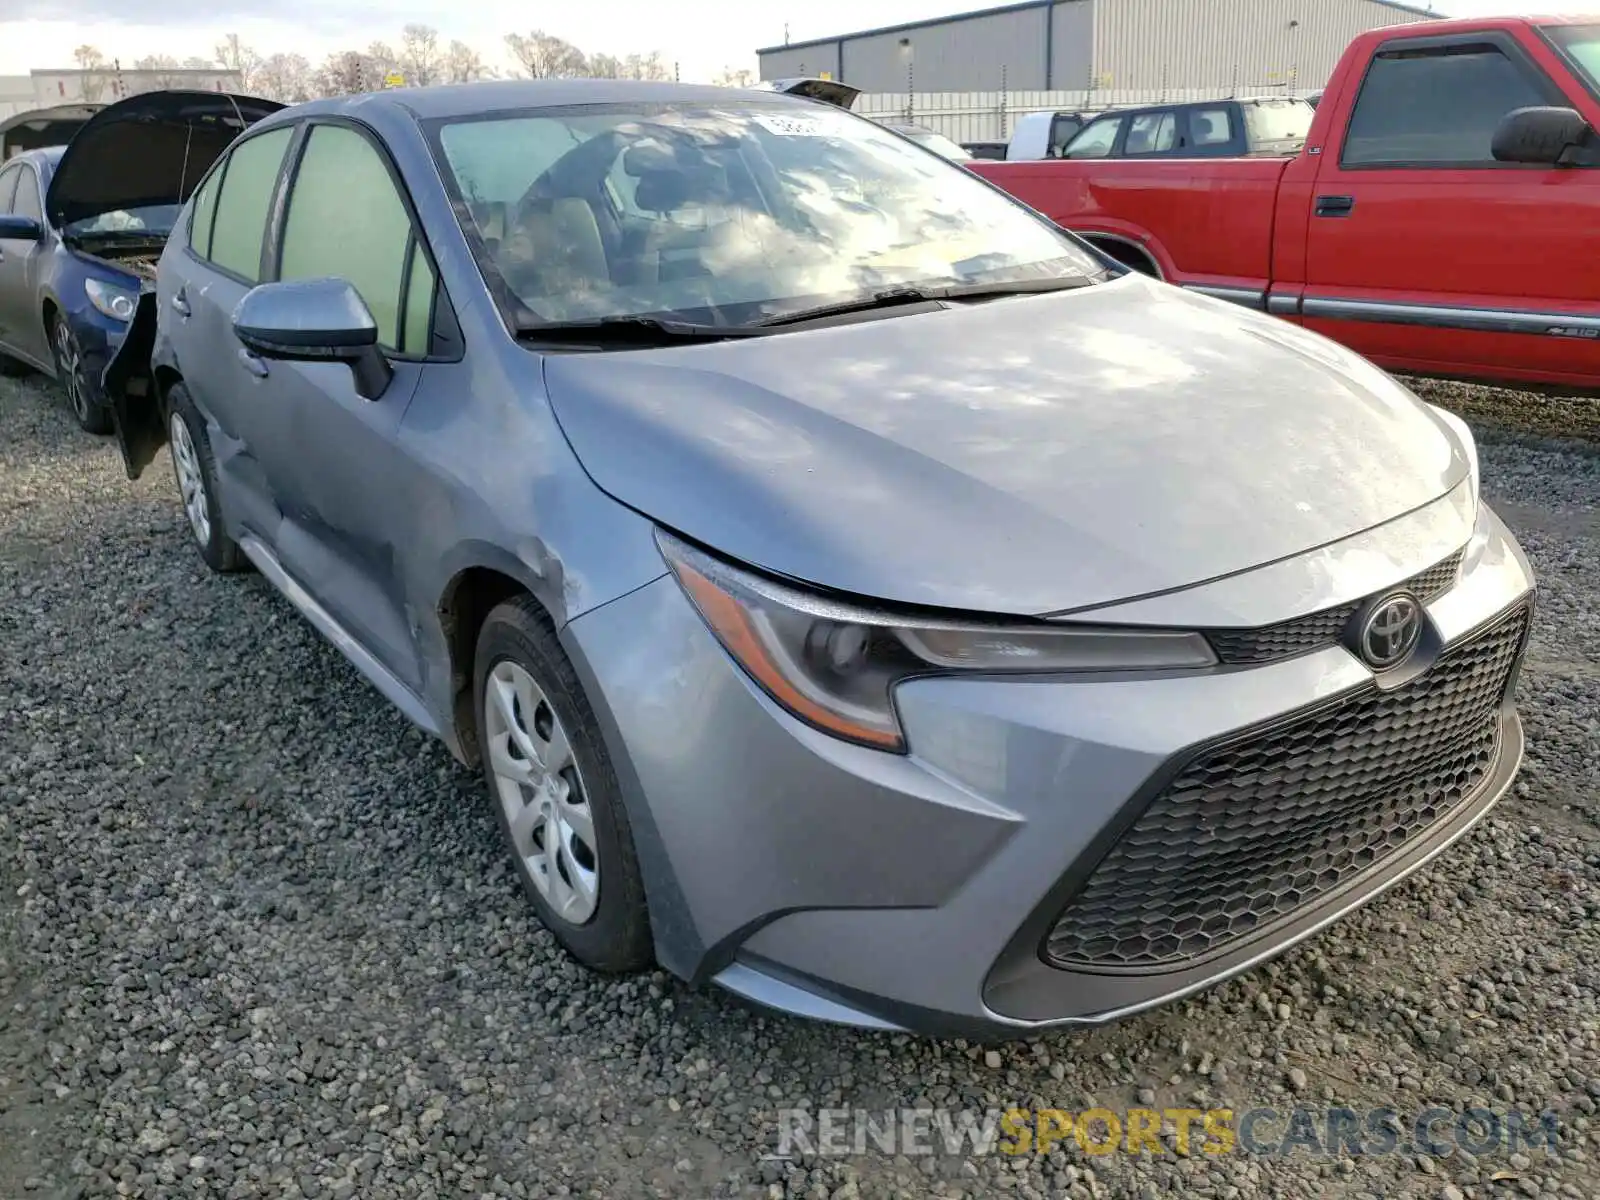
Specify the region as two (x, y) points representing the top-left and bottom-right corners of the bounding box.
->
(757, 0), (1435, 95)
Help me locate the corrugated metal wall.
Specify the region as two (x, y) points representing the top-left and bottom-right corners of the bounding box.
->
(1049, 0), (1098, 89)
(841, 6), (1055, 92)
(1091, 0), (1429, 92)
(757, 43), (843, 82)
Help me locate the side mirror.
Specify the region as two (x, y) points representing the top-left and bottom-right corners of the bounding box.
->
(0, 214), (43, 241)
(1491, 105), (1597, 167)
(232, 277), (393, 400)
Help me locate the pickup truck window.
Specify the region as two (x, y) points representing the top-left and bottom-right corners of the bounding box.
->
(1189, 108), (1234, 147)
(1125, 112), (1177, 155)
(1545, 25), (1600, 100)
(1064, 115), (1122, 159)
(1342, 45), (1552, 167)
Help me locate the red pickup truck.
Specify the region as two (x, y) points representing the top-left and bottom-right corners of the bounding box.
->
(970, 16), (1600, 392)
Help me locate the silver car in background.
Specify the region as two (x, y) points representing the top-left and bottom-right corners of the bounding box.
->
(107, 81), (1534, 1038)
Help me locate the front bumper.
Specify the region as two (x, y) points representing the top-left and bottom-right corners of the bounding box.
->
(560, 502), (1535, 1038)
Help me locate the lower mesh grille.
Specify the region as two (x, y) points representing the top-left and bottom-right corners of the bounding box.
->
(1044, 601), (1530, 971)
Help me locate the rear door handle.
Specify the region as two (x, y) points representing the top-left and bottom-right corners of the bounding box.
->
(170, 289), (190, 317)
(237, 348), (269, 378)
(1314, 194), (1355, 218)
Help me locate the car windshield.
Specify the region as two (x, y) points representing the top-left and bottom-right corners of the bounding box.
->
(1546, 23), (1600, 99)
(900, 128), (973, 161)
(1242, 100), (1313, 146)
(428, 100), (1102, 328)
(64, 203), (179, 238)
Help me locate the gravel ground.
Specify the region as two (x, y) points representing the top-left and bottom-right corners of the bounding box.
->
(1, 371), (1596, 1200)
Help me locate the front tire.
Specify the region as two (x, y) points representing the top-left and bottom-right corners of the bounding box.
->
(165, 382), (246, 574)
(52, 313), (112, 434)
(473, 597), (652, 973)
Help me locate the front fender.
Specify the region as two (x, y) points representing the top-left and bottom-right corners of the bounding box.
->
(102, 290), (163, 479)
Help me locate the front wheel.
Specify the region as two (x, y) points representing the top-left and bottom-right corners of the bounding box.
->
(52, 313), (112, 434)
(473, 597), (652, 973)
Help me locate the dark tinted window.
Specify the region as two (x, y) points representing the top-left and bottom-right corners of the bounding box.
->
(1342, 45), (1550, 165)
(1189, 107), (1235, 147)
(1063, 115), (1122, 159)
(1124, 111), (1177, 155)
(11, 166), (42, 223)
(0, 165), (18, 214)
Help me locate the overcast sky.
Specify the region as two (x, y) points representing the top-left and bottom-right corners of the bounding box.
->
(2, 0), (1596, 80)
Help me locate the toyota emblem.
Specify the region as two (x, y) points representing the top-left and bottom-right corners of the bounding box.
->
(1356, 593), (1422, 670)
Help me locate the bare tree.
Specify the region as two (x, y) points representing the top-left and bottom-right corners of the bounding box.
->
(442, 40), (494, 84)
(254, 53), (314, 103)
(585, 53), (624, 80)
(133, 54), (185, 89)
(214, 34), (262, 92)
(399, 24), (441, 87)
(366, 40), (400, 87)
(314, 50), (369, 97)
(714, 66), (756, 88)
(622, 52), (673, 81)
(73, 45), (108, 101)
(504, 31), (588, 79)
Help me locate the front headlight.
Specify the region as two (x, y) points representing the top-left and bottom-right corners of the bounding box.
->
(1428, 403), (1480, 514)
(658, 531), (1217, 752)
(85, 278), (138, 322)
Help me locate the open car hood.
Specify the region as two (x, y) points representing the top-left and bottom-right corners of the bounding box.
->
(753, 78), (863, 109)
(45, 89), (285, 230)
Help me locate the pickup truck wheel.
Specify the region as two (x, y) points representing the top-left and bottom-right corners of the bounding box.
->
(52, 314), (113, 435)
(165, 382), (246, 574)
(473, 596), (653, 974)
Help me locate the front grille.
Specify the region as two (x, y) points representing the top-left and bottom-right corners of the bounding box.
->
(1204, 548), (1465, 666)
(1044, 600), (1529, 971)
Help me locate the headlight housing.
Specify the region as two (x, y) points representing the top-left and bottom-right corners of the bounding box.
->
(658, 531), (1217, 752)
(85, 278), (138, 322)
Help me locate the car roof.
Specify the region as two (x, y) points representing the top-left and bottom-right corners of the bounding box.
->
(276, 78), (816, 124)
(4, 146), (65, 168)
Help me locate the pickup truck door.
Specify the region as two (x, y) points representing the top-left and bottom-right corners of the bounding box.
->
(1300, 29), (1600, 389)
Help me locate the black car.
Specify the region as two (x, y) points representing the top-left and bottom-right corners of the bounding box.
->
(0, 90), (280, 432)
(1061, 96), (1313, 160)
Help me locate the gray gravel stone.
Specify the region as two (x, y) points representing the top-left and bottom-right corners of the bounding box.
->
(1, 371), (1596, 1199)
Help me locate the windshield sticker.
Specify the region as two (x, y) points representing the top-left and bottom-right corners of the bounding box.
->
(754, 113), (830, 136)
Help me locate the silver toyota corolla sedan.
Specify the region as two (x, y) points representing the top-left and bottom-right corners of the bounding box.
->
(104, 80), (1535, 1038)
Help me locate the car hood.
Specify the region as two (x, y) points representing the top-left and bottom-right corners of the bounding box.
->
(46, 89), (285, 230)
(543, 275), (1469, 616)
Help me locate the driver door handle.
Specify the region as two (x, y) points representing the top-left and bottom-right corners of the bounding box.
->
(170, 289), (190, 317)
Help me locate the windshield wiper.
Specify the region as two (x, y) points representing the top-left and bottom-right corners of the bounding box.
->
(513, 314), (768, 343)
(751, 275), (1098, 329)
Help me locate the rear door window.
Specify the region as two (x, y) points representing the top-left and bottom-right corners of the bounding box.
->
(10, 166), (40, 223)
(188, 166), (223, 258)
(1341, 44), (1553, 166)
(1063, 115), (1123, 159)
(277, 123), (435, 355)
(1188, 108), (1236, 149)
(1124, 111), (1178, 155)
(208, 126), (293, 282)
